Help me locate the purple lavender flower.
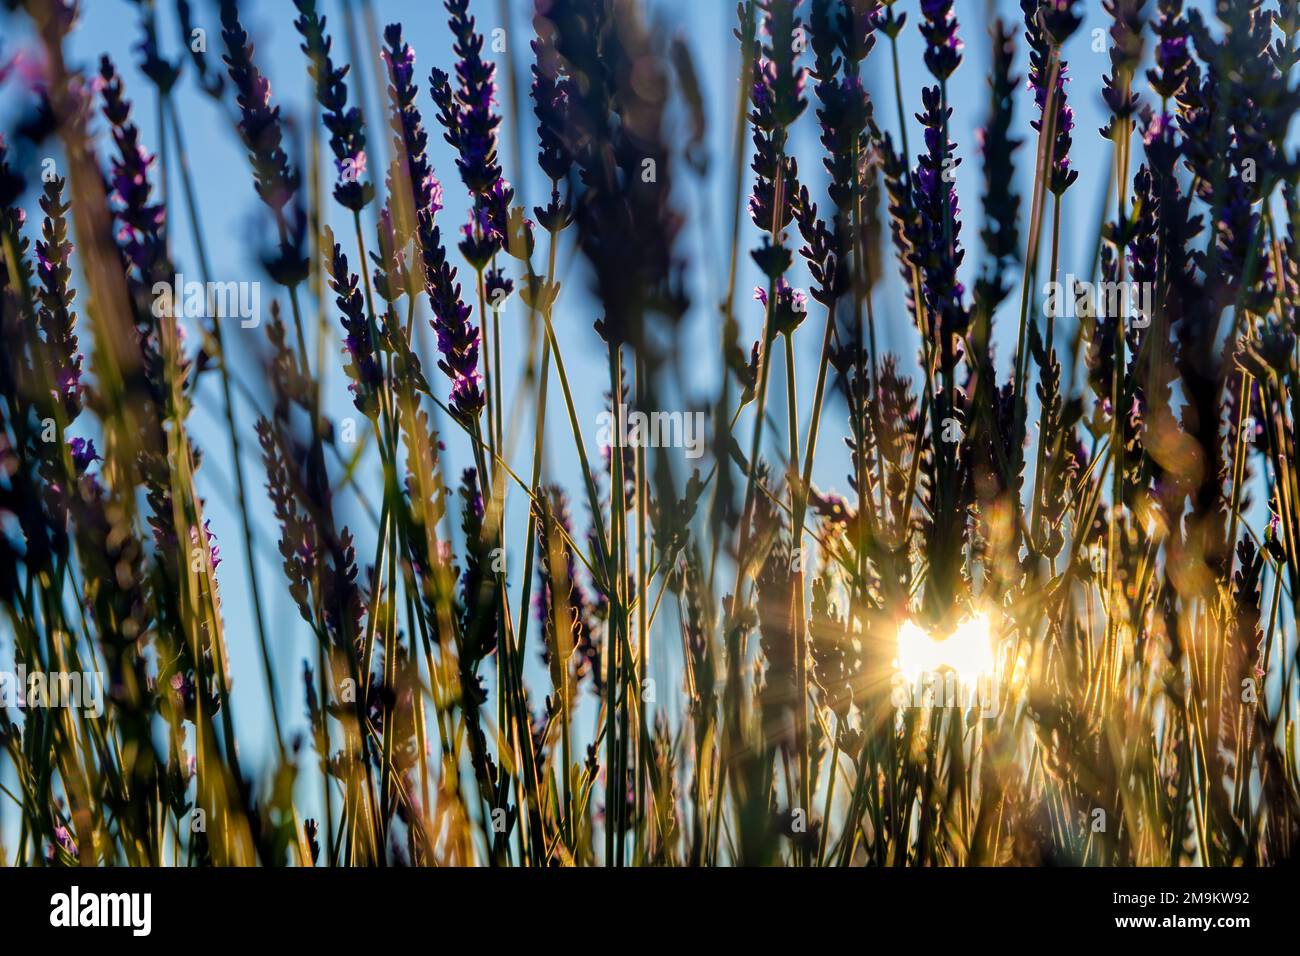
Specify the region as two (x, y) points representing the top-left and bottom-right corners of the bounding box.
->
(1022, 2), (1078, 195)
(1045, 71), (1077, 195)
(382, 27), (441, 217)
(382, 24), (483, 424)
(1036, 0), (1083, 46)
(47, 824), (77, 862)
(912, 86), (969, 339)
(802, 1), (873, 317)
(753, 280), (808, 336)
(323, 226), (383, 418)
(530, 22), (574, 231)
(458, 205), (498, 271)
(98, 53), (189, 447)
(748, 54), (803, 246)
(1214, 173), (1259, 292)
(167, 667), (221, 723)
(1022, 2), (1056, 102)
(793, 181), (844, 312)
(256, 402), (364, 652)
(754, 0), (808, 133)
(1158, 33), (1188, 70)
(1087, 246), (1121, 408)
(919, 0), (964, 81)
(748, 1), (806, 246)
(191, 519), (222, 573)
(428, 0), (514, 258)
(69, 437), (98, 474)
(220, 0), (300, 215)
(34, 176), (83, 420)
(1100, 0), (1146, 140)
(100, 57), (167, 286)
(837, 0), (881, 63)
(370, 203), (409, 306)
(293, 0), (374, 211)
(870, 0), (907, 40)
(484, 266), (513, 308)
(1145, 0), (1194, 105)
(1128, 166), (1159, 295)
(457, 468), (498, 663)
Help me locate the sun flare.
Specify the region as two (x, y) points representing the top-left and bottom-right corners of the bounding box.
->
(896, 613), (998, 685)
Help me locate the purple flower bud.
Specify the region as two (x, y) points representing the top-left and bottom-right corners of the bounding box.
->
(69, 437), (98, 474)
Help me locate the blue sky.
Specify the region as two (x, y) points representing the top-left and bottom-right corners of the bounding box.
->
(0, 0), (1228, 808)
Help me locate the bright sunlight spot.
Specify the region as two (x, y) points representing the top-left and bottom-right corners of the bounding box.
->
(896, 612), (998, 685)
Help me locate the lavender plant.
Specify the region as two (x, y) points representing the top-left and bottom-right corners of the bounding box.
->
(0, 0), (1298, 868)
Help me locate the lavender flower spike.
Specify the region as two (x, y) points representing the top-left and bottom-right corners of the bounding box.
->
(293, 0), (374, 211)
(220, 0), (300, 215)
(920, 0), (964, 81)
(323, 226), (383, 418)
(429, 0), (514, 261)
(1023, 0), (1079, 195)
(382, 24), (483, 424)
